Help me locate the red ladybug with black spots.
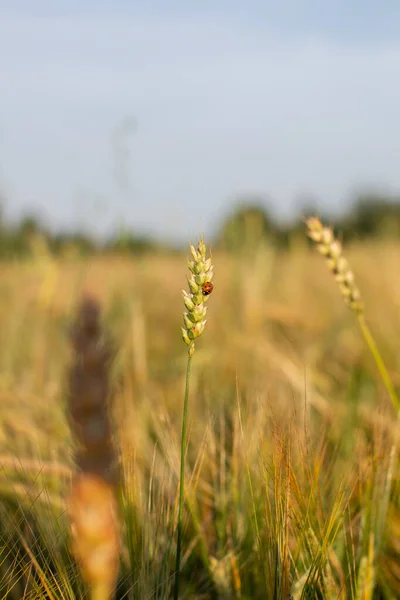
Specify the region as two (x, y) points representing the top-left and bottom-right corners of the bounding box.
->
(202, 281), (213, 296)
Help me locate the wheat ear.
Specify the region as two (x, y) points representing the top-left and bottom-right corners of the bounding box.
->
(306, 217), (399, 413)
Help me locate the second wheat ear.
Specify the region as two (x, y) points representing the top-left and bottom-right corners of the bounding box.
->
(306, 216), (363, 314)
(306, 217), (399, 414)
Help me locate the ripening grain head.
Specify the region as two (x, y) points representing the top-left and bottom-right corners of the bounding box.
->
(306, 217), (363, 315)
(181, 237), (214, 356)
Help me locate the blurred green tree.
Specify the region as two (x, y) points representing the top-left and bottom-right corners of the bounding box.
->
(217, 199), (274, 254)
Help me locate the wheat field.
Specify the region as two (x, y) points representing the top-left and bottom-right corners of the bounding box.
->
(1, 231), (400, 599)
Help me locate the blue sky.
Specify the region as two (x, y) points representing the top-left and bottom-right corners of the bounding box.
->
(1, 1), (400, 240)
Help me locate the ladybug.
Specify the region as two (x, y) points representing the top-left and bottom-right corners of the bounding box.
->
(202, 281), (213, 296)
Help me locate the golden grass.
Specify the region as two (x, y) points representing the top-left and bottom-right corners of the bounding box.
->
(0, 235), (399, 598)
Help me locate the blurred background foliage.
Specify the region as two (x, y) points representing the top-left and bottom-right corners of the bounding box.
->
(2, 192), (400, 598)
(2, 192), (400, 259)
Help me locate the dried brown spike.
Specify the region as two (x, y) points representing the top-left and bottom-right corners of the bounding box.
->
(67, 294), (118, 482)
(66, 295), (121, 597)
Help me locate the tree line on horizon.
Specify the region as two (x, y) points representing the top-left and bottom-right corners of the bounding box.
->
(1, 192), (400, 259)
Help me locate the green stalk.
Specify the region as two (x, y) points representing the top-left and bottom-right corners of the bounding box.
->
(357, 315), (399, 554)
(357, 315), (399, 413)
(174, 351), (193, 600)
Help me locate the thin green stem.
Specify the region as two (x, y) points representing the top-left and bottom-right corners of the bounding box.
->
(357, 314), (399, 413)
(174, 351), (193, 600)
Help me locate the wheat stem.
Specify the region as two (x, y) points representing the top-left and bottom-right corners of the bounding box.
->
(357, 315), (399, 413)
(174, 351), (193, 600)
